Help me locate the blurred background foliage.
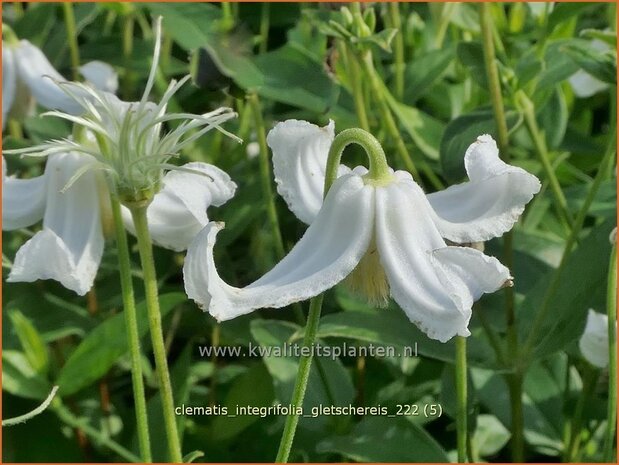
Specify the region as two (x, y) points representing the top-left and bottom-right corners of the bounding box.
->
(2, 2), (617, 462)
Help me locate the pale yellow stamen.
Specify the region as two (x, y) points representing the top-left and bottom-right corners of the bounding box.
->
(345, 237), (390, 308)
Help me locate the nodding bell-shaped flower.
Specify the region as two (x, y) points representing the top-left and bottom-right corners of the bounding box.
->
(184, 123), (540, 342)
(579, 309), (613, 368)
(4, 17), (239, 205)
(2, 31), (117, 127)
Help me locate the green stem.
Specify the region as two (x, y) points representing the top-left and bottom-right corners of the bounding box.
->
(109, 195), (152, 462)
(455, 336), (468, 463)
(53, 401), (141, 462)
(565, 364), (598, 462)
(357, 50), (444, 190)
(62, 2), (80, 81)
(122, 13), (135, 100)
(324, 127), (391, 186)
(247, 94), (306, 324)
(343, 42), (370, 132)
(248, 93), (285, 259)
(259, 3), (270, 54)
(517, 91), (574, 231)
(274, 295), (324, 463)
(387, 2), (405, 100)
(604, 242), (617, 462)
(358, 50), (420, 181)
(12, 2), (24, 18)
(435, 3), (456, 49)
(128, 205), (183, 463)
(480, 5), (523, 460)
(506, 371), (525, 462)
(522, 127), (616, 359)
(221, 2), (234, 31)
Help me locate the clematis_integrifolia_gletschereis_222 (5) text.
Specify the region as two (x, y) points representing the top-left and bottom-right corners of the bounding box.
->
(184, 121), (541, 343)
(2, 17), (239, 296)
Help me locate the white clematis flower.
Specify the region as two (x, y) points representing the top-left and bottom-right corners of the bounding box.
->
(267, 120), (541, 242)
(2, 39), (118, 127)
(579, 309), (612, 368)
(3, 156), (236, 294)
(184, 123), (539, 342)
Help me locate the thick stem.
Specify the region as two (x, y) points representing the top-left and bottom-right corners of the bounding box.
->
(324, 127), (391, 188)
(259, 3), (270, 54)
(122, 14), (136, 100)
(248, 93), (286, 259)
(357, 50), (444, 190)
(518, 92), (574, 231)
(110, 196), (152, 462)
(343, 42), (370, 132)
(62, 2), (80, 81)
(274, 295), (324, 463)
(604, 243), (617, 461)
(480, 5), (523, 460)
(387, 2), (405, 100)
(128, 205), (183, 463)
(455, 336), (468, 463)
(358, 51), (420, 181)
(507, 371), (525, 462)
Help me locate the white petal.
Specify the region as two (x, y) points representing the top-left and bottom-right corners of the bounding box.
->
(375, 175), (509, 342)
(569, 70), (609, 98)
(267, 119), (350, 225)
(2, 156), (47, 230)
(79, 61), (119, 94)
(122, 163), (237, 252)
(2, 45), (16, 127)
(579, 309), (610, 368)
(427, 135), (541, 243)
(13, 40), (83, 114)
(8, 152), (104, 295)
(183, 173), (373, 321)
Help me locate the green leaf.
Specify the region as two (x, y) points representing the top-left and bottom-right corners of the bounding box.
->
(358, 28), (398, 53)
(317, 416), (448, 462)
(538, 87), (568, 149)
(316, 290), (497, 368)
(404, 48), (455, 102)
(563, 40), (616, 84)
(439, 109), (520, 182)
(472, 414), (510, 457)
(387, 100), (444, 161)
(457, 41), (487, 88)
(250, 319), (354, 428)
(56, 293), (186, 396)
(519, 220), (615, 359)
(536, 40), (580, 91)
(8, 310), (49, 375)
(3, 351), (52, 400)
(547, 3), (599, 31)
(210, 362), (275, 441)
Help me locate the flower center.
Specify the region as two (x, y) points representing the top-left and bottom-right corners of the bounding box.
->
(345, 237), (390, 308)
